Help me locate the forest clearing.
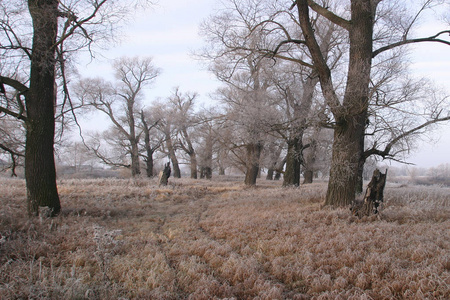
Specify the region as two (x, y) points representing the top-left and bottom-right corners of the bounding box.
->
(0, 177), (449, 299)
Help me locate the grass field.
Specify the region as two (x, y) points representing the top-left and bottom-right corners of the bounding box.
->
(0, 177), (449, 299)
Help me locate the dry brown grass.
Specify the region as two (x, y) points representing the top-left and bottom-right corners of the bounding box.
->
(0, 177), (449, 299)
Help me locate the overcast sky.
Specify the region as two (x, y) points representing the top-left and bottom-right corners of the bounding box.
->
(77, 0), (450, 169)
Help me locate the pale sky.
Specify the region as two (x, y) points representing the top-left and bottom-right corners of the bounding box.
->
(77, 0), (450, 168)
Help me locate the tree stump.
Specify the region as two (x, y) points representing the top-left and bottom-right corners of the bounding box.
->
(351, 168), (387, 218)
(158, 162), (171, 186)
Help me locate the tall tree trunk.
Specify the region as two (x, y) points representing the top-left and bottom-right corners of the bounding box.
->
(202, 137), (213, 179)
(26, 0), (61, 217)
(297, 0), (373, 206)
(325, 0), (373, 206)
(166, 135), (181, 178)
(303, 170), (313, 184)
(244, 142), (263, 186)
(274, 155), (286, 181)
(140, 111), (156, 177)
(130, 139), (140, 177)
(146, 154), (154, 177)
(219, 167), (225, 176)
(265, 142), (282, 180)
(283, 137), (302, 187)
(282, 74), (318, 187)
(189, 152), (198, 179)
(356, 149), (366, 194)
(325, 114), (366, 206)
(303, 139), (318, 184)
(143, 129), (154, 177)
(128, 96), (140, 176)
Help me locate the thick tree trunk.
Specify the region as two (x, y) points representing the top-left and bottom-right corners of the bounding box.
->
(165, 135), (181, 178)
(325, 115), (366, 206)
(130, 139), (140, 177)
(303, 139), (317, 184)
(219, 167), (225, 176)
(274, 155), (286, 181)
(201, 141), (213, 179)
(143, 125), (154, 177)
(356, 153), (366, 194)
(266, 168), (274, 180)
(200, 135), (213, 179)
(244, 142), (263, 186)
(265, 142), (282, 181)
(297, 0), (374, 207)
(26, 0), (60, 217)
(141, 111), (156, 177)
(283, 137), (302, 187)
(324, 0), (373, 206)
(303, 170), (313, 184)
(200, 166), (212, 179)
(189, 152), (198, 179)
(146, 154), (154, 177)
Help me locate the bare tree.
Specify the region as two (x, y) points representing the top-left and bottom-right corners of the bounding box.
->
(216, 79), (280, 185)
(78, 56), (160, 176)
(151, 100), (182, 178)
(196, 108), (221, 179)
(292, 0), (450, 206)
(0, 0), (154, 216)
(270, 64), (320, 186)
(200, 2), (286, 185)
(199, 0), (345, 186)
(140, 110), (161, 177)
(169, 88), (200, 179)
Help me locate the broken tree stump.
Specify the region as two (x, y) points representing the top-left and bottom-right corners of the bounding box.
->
(158, 162), (171, 186)
(351, 168), (387, 218)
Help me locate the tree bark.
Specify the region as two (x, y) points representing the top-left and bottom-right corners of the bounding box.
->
(351, 168), (387, 217)
(26, 0), (61, 216)
(189, 152), (198, 179)
(146, 154), (154, 177)
(165, 134), (181, 178)
(303, 170), (313, 184)
(244, 142), (263, 185)
(140, 111), (158, 177)
(297, 0), (374, 206)
(143, 126), (154, 177)
(158, 162), (171, 186)
(356, 150), (366, 194)
(200, 136), (213, 179)
(130, 138), (140, 177)
(283, 137), (302, 187)
(274, 155), (286, 181)
(303, 139), (317, 184)
(325, 0), (373, 206)
(180, 128), (197, 179)
(325, 114), (366, 206)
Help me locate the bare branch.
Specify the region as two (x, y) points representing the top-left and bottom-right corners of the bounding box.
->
(365, 115), (450, 160)
(373, 30), (450, 57)
(306, 0), (351, 30)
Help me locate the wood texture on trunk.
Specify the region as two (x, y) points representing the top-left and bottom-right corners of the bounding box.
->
(26, 0), (61, 216)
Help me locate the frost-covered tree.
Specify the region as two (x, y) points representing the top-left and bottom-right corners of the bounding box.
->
(78, 56), (160, 176)
(0, 0), (153, 216)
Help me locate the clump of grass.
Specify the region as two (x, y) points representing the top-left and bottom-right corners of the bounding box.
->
(0, 177), (448, 299)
